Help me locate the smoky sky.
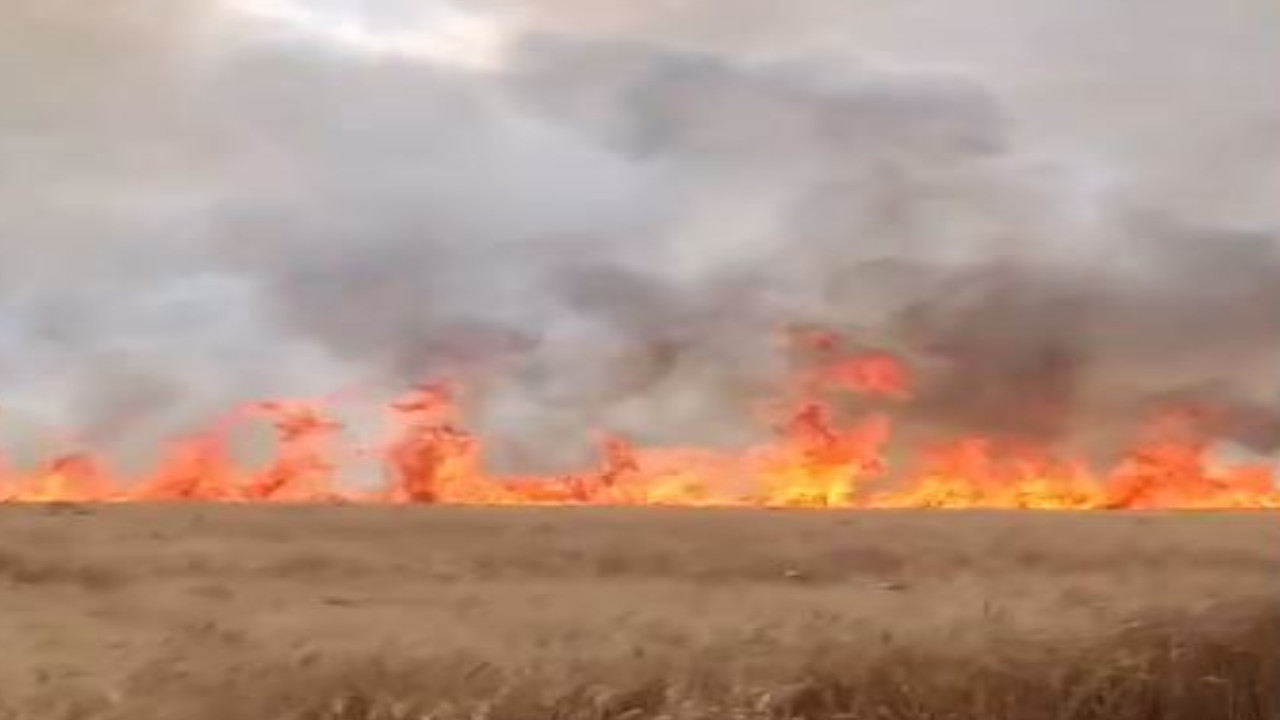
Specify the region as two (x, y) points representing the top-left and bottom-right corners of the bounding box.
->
(1, 0), (1277, 472)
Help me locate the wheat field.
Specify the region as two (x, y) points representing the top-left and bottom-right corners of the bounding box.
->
(0, 505), (1277, 720)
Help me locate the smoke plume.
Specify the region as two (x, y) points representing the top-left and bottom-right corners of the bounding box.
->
(1, 0), (1277, 473)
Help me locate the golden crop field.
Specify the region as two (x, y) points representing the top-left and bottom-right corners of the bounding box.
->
(0, 506), (1277, 720)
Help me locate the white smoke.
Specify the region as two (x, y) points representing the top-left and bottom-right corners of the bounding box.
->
(0, 0), (1276, 473)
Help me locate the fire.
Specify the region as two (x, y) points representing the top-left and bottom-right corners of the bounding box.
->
(1, 338), (1276, 508)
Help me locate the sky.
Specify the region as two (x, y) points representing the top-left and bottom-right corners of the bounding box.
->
(223, 0), (507, 66)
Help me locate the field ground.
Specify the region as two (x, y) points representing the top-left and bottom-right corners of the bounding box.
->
(0, 506), (1277, 719)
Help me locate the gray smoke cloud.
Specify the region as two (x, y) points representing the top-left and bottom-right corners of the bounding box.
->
(1, 0), (1276, 474)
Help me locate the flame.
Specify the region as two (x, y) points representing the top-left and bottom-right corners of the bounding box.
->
(1, 337), (1276, 508)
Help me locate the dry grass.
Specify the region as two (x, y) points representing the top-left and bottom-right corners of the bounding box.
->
(0, 505), (1276, 719)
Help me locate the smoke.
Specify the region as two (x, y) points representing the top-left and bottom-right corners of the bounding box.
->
(1, 0), (1276, 473)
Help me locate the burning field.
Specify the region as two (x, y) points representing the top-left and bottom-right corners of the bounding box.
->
(2, 0), (1279, 717)
(3, 1), (1279, 513)
(4, 336), (1278, 509)
(0, 506), (1277, 719)
(2, 1), (1278, 511)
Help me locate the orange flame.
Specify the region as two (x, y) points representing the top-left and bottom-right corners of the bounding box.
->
(1, 340), (1276, 508)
